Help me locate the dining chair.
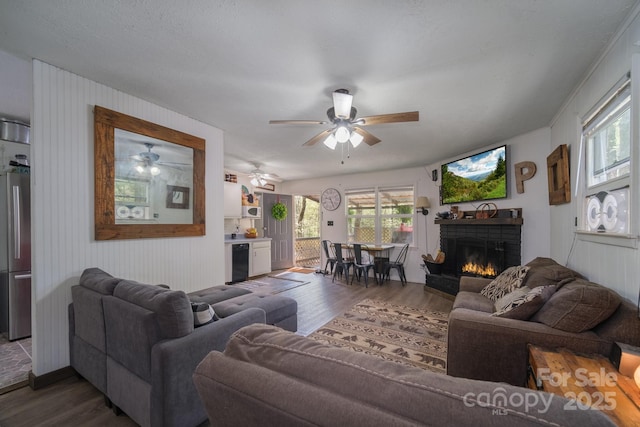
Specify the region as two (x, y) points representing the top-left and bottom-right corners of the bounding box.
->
(351, 244), (377, 288)
(332, 243), (354, 284)
(321, 240), (337, 275)
(383, 243), (410, 286)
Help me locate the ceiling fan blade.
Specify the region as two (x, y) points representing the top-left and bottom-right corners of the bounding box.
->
(352, 127), (381, 146)
(269, 120), (327, 125)
(359, 111), (419, 126)
(303, 129), (333, 146)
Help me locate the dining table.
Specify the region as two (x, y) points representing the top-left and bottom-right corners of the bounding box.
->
(332, 243), (395, 285)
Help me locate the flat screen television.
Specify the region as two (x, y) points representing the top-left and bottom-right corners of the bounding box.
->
(440, 145), (507, 204)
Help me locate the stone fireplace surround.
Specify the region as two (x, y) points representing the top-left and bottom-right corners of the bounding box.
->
(426, 215), (522, 296)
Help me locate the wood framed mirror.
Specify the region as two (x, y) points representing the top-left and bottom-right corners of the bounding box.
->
(94, 106), (205, 240)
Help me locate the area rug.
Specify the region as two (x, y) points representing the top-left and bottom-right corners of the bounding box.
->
(232, 276), (310, 294)
(283, 267), (316, 274)
(308, 299), (448, 373)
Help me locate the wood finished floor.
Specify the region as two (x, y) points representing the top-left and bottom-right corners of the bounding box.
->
(0, 270), (453, 427)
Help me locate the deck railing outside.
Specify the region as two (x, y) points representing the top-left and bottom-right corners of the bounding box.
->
(295, 236), (321, 267)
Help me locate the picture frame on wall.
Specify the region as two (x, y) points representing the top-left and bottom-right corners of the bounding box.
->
(257, 183), (275, 191)
(166, 185), (190, 209)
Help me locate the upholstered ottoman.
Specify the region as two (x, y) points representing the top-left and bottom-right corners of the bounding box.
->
(188, 285), (252, 305)
(213, 294), (297, 332)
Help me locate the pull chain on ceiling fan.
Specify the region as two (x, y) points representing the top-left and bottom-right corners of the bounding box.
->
(269, 89), (419, 155)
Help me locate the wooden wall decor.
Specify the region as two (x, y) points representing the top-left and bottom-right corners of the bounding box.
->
(514, 161), (537, 193)
(94, 106), (206, 240)
(546, 144), (571, 205)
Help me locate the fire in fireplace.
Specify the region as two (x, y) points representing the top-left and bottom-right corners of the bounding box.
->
(461, 261), (498, 277)
(450, 237), (506, 279)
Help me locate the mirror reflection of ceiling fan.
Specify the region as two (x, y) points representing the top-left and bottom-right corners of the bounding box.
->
(269, 89), (419, 149)
(131, 142), (191, 175)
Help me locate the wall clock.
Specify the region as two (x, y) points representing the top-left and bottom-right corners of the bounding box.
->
(321, 188), (341, 211)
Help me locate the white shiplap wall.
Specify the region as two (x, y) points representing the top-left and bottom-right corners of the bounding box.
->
(31, 61), (225, 375)
(550, 8), (640, 302)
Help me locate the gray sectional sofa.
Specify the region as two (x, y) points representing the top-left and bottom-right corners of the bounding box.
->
(193, 324), (615, 426)
(447, 258), (640, 386)
(68, 267), (297, 427)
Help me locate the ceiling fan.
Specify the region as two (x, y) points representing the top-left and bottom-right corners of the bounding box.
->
(131, 142), (191, 175)
(269, 89), (419, 149)
(247, 164), (281, 186)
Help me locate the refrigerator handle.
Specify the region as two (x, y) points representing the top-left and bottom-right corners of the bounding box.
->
(12, 185), (20, 259)
(14, 273), (31, 280)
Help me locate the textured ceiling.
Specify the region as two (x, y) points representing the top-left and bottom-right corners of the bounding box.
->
(0, 0), (637, 181)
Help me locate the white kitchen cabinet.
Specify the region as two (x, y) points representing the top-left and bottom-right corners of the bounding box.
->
(251, 240), (271, 276)
(224, 181), (242, 218)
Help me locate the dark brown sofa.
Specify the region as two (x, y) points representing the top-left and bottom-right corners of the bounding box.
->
(193, 324), (614, 426)
(447, 258), (640, 386)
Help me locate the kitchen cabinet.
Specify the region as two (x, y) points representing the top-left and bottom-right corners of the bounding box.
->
(224, 182), (241, 218)
(251, 240), (271, 276)
(225, 239), (271, 282)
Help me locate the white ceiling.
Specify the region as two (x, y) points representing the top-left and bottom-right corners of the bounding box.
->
(0, 0), (637, 181)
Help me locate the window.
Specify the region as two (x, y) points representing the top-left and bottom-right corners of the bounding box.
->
(115, 178), (150, 205)
(583, 74), (631, 188)
(346, 186), (415, 245)
(578, 73), (632, 239)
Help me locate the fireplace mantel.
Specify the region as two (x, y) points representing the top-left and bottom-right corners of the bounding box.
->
(435, 217), (523, 225)
(434, 208), (523, 225)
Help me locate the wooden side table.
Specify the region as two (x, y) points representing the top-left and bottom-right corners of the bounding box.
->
(528, 345), (640, 426)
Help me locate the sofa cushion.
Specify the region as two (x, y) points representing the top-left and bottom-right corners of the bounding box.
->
(79, 267), (120, 294)
(480, 265), (530, 301)
(213, 294), (297, 328)
(522, 257), (583, 289)
(114, 280), (194, 338)
(452, 291), (495, 313)
(192, 302), (219, 327)
(593, 298), (640, 347)
(492, 285), (556, 320)
(188, 285), (253, 305)
(531, 279), (621, 333)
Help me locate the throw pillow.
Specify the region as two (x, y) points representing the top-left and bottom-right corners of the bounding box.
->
(531, 279), (621, 333)
(192, 302), (219, 327)
(492, 285), (556, 320)
(521, 257), (583, 289)
(480, 265), (530, 302)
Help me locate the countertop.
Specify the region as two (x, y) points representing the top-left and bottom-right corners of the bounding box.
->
(224, 236), (271, 244)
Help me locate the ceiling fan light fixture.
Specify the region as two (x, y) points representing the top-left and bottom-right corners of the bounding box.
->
(333, 90), (353, 119)
(150, 166), (161, 176)
(323, 133), (337, 149)
(135, 165), (145, 174)
(250, 177), (259, 186)
(335, 125), (350, 143)
(349, 131), (363, 148)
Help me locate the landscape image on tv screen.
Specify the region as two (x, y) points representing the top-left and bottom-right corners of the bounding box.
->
(440, 145), (507, 204)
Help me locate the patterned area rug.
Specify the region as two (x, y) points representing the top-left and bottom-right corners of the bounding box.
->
(308, 299), (448, 373)
(283, 267), (316, 274)
(232, 276), (310, 294)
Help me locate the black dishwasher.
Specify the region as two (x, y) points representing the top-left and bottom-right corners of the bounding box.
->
(231, 243), (250, 283)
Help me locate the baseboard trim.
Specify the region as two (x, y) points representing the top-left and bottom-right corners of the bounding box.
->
(29, 366), (76, 390)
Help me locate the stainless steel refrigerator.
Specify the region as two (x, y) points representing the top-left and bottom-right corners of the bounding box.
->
(0, 172), (31, 341)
